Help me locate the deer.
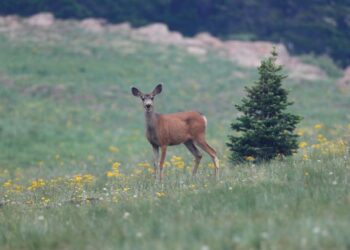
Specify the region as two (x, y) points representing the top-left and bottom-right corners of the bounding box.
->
(131, 83), (219, 181)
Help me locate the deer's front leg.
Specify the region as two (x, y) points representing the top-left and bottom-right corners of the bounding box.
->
(159, 145), (167, 181)
(152, 145), (159, 178)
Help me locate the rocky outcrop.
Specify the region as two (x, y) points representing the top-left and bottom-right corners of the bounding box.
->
(135, 23), (185, 45)
(0, 13), (341, 81)
(24, 13), (55, 27)
(0, 15), (21, 31)
(131, 23), (325, 80)
(80, 18), (106, 33)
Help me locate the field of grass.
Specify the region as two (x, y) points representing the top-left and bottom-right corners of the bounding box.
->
(0, 22), (350, 249)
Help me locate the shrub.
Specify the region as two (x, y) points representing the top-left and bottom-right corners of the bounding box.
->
(227, 49), (302, 163)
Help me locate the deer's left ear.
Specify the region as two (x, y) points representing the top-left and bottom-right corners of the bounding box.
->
(131, 87), (142, 97)
(152, 83), (163, 96)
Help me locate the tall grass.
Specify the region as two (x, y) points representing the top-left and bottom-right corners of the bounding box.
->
(0, 23), (349, 249)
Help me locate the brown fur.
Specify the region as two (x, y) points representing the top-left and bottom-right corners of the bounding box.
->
(154, 111), (205, 146)
(132, 84), (219, 181)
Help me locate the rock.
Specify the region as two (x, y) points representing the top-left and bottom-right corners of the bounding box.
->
(224, 41), (284, 67)
(223, 40), (325, 80)
(25, 13), (54, 27)
(187, 46), (207, 56)
(80, 18), (106, 33)
(135, 23), (184, 44)
(107, 22), (131, 33)
(0, 15), (21, 31)
(194, 32), (223, 48)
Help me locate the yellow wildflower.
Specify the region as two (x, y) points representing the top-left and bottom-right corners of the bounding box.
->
(73, 175), (83, 183)
(138, 162), (151, 168)
(106, 171), (122, 178)
(302, 154), (309, 161)
(314, 124), (323, 129)
(112, 162), (121, 170)
(174, 162), (185, 169)
(28, 179), (46, 190)
(208, 163), (215, 169)
(297, 129), (305, 136)
(171, 155), (185, 169)
(156, 192), (166, 198)
(299, 141), (308, 149)
(106, 171), (115, 177)
(3, 180), (12, 188)
(83, 174), (94, 183)
(109, 146), (119, 153)
(317, 134), (327, 143)
(13, 184), (23, 193)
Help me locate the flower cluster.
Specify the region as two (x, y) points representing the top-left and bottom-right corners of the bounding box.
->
(170, 155), (185, 169)
(106, 162), (123, 177)
(28, 179), (46, 191)
(298, 123), (349, 160)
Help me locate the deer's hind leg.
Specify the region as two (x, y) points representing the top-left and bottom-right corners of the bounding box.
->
(184, 140), (202, 175)
(194, 135), (219, 176)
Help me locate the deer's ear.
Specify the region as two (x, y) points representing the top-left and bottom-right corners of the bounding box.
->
(152, 83), (163, 96)
(131, 87), (141, 97)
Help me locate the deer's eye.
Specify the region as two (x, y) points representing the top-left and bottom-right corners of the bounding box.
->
(151, 97), (154, 100)
(141, 97), (145, 101)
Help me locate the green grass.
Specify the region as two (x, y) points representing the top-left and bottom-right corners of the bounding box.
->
(0, 22), (350, 249)
(1, 156), (350, 250)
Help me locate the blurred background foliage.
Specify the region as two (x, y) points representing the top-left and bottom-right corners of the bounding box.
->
(0, 0), (349, 67)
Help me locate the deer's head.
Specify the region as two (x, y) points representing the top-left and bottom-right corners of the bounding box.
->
(131, 84), (162, 112)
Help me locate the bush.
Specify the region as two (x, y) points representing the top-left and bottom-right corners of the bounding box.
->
(227, 49), (302, 163)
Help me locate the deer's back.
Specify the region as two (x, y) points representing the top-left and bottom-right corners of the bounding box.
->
(157, 111), (206, 145)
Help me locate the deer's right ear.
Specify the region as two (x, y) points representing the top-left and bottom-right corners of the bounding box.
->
(131, 87), (141, 97)
(152, 83), (163, 96)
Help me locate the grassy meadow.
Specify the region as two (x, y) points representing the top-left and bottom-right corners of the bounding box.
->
(0, 22), (350, 249)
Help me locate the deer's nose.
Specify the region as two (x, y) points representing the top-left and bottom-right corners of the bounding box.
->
(145, 104), (151, 109)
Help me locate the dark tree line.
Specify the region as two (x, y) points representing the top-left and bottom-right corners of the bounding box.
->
(1, 0), (349, 67)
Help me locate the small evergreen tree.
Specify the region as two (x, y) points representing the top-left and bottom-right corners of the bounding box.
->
(227, 49), (302, 163)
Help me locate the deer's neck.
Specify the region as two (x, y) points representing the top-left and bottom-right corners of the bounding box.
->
(145, 111), (158, 127)
(145, 111), (160, 145)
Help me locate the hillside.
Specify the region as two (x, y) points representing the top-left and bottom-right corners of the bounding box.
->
(0, 13), (349, 167)
(0, 14), (349, 250)
(1, 1), (349, 67)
